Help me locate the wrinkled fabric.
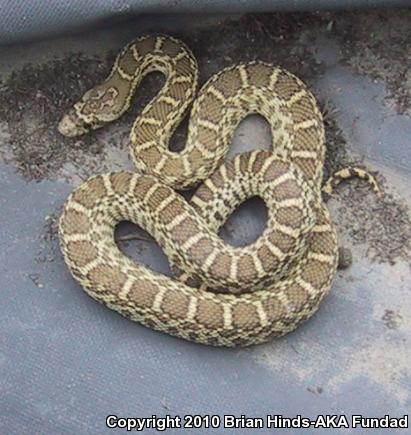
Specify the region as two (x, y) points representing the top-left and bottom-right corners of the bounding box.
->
(0, 0), (406, 45)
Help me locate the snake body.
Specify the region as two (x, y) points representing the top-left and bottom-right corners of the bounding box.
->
(58, 35), (338, 346)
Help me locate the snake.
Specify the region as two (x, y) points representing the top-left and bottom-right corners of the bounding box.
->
(58, 34), (357, 346)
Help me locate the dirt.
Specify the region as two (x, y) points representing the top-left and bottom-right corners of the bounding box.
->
(382, 309), (403, 329)
(0, 54), (106, 180)
(0, 52), (167, 181)
(321, 104), (411, 265)
(0, 12), (326, 181)
(334, 10), (411, 117)
(0, 10), (410, 266)
(1, 11), (409, 179)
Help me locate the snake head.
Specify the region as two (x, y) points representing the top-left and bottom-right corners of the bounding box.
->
(58, 108), (93, 137)
(58, 86), (119, 137)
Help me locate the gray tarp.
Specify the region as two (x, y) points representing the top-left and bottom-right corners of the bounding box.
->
(0, 0), (408, 44)
(1, 5), (410, 435)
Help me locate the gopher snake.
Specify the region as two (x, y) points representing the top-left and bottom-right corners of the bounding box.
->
(58, 35), (376, 346)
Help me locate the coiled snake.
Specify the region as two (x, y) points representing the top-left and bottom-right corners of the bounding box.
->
(58, 35), (376, 346)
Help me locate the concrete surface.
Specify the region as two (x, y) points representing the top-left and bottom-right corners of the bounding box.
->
(0, 11), (410, 434)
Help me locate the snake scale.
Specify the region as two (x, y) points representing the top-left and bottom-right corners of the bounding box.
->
(58, 34), (343, 346)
